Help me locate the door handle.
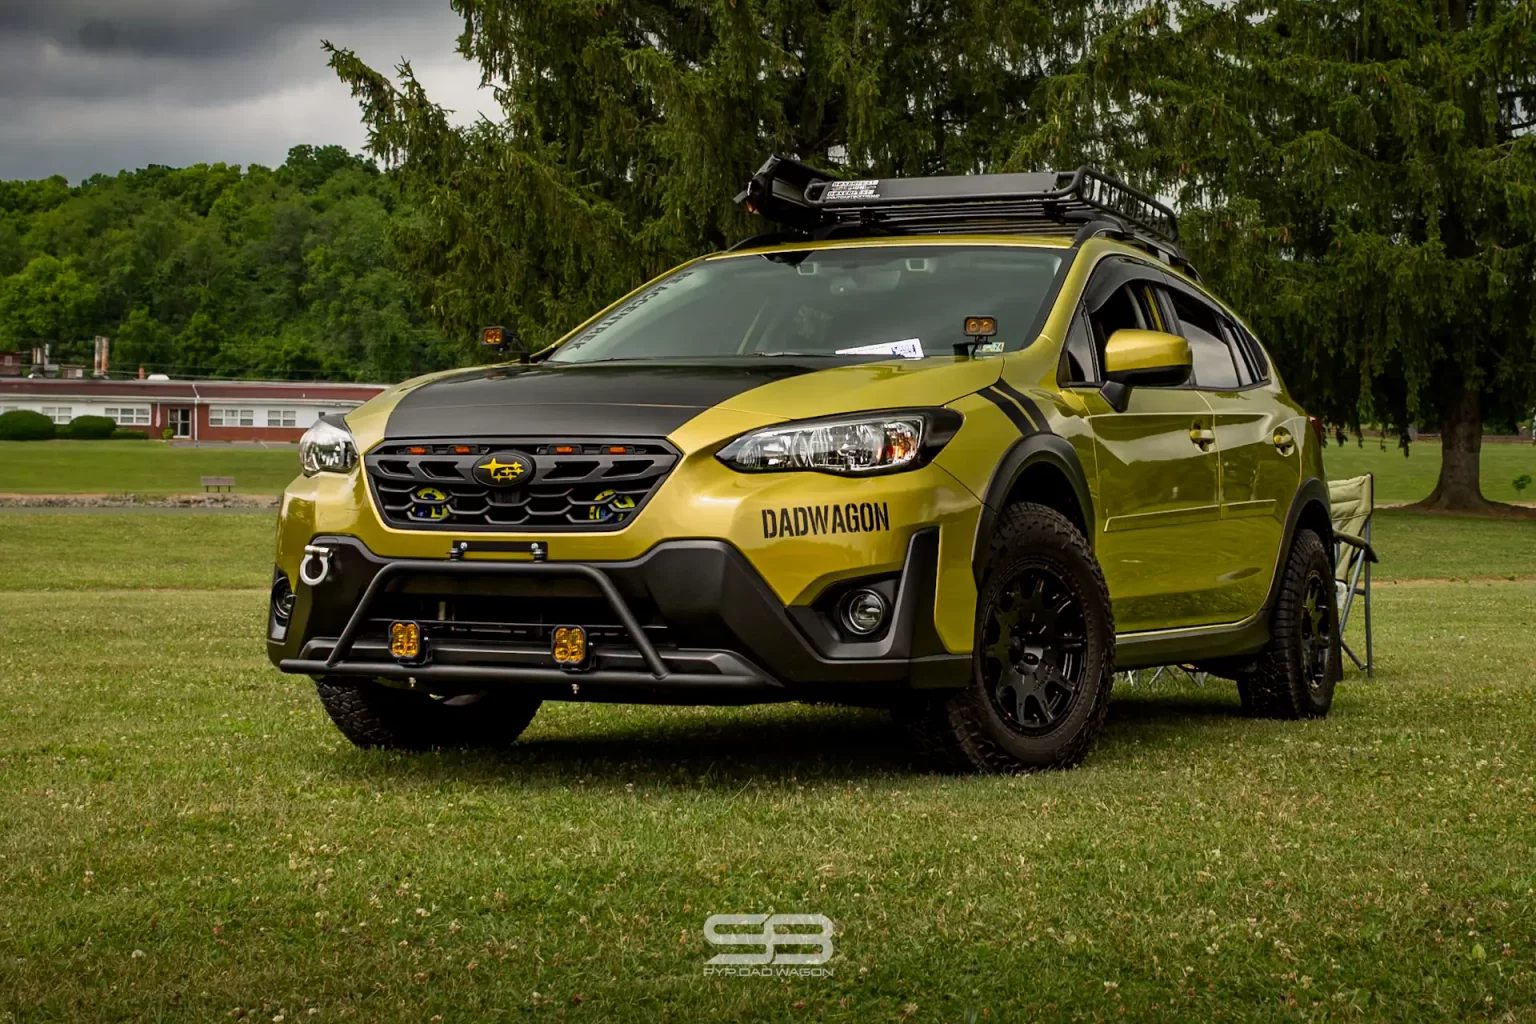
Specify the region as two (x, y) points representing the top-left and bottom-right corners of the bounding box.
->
(1272, 428), (1296, 455)
(1189, 425), (1216, 450)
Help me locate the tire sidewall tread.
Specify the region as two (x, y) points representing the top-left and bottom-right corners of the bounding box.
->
(900, 502), (1116, 773)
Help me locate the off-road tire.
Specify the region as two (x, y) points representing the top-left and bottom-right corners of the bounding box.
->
(896, 502), (1115, 772)
(315, 678), (541, 750)
(1236, 528), (1338, 719)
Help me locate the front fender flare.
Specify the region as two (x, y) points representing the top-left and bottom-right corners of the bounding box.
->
(971, 432), (1095, 583)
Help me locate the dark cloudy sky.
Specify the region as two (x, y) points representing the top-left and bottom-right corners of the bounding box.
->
(0, 0), (491, 182)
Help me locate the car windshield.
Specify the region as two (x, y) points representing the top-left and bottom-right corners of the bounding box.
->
(547, 245), (1065, 363)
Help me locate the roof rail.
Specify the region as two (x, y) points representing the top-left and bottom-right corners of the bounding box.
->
(734, 156), (1190, 269)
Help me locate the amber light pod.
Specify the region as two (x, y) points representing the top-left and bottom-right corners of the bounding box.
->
(480, 325), (505, 347)
(552, 625), (588, 668)
(389, 621), (422, 661)
(963, 316), (997, 337)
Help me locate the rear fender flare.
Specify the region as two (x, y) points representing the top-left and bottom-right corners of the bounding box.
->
(1264, 476), (1332, 614)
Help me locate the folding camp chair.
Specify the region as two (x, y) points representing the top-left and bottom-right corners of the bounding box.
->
(1328, 474), (1379, 677)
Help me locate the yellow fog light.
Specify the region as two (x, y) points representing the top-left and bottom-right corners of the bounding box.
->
(552, 625), (587, 669)
(389, 621), (422, 661)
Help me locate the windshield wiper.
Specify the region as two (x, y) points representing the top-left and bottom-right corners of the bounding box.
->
(746, 351), (840, 358)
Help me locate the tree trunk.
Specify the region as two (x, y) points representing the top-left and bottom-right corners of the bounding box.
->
(1415, 383), (1491, 511)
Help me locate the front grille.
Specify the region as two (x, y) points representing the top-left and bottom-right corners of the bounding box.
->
(365, 439), (679, 532)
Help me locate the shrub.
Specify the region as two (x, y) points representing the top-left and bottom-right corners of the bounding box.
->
(61, 415), (117, 440)
(112, 428), (150, 440)
(1516, 474), (1532, 497)
(0, 409), (56, 441)
(161, 427), (174, 440)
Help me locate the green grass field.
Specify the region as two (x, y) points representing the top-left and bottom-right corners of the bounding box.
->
(2, 435), (1533, 503)
(1323, 438), (1535, 504)
(0, 440), (298, 496)
(1, 510), (1534, 1021)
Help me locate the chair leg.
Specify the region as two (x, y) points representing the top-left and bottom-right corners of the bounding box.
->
(1363, 521), (1374, 678)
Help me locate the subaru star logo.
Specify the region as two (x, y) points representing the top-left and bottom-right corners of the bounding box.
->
(472, 450), (534, 487)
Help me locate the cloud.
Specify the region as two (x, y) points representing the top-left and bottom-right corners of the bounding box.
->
(0, 0), (493, 181)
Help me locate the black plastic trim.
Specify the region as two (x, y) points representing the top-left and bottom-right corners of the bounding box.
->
(972, 433), (1096, 577)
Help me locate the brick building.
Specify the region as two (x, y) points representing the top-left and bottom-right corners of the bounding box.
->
(0, 377), (388, 441)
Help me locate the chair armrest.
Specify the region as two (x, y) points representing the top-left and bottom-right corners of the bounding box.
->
(1334, 529), (1378, 563)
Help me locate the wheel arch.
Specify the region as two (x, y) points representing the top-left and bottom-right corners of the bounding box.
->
(972, 433), (1094, 582)
(1267, 476), (1332, 614)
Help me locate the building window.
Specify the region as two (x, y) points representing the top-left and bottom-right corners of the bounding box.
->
(267, 409), (297, 428)
(209, 408), (254, 427)
(40, 406), (73, 424)
(104, 406), (151, 426)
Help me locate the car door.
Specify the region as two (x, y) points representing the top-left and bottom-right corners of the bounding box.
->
(1063, 259), (1225, 634)
(1159, 277), (1298, 623)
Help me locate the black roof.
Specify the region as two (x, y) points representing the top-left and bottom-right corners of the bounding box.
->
(733, 156), (1192, 274)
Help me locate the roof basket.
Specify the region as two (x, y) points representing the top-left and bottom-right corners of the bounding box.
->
(734, 156), (1191, 271)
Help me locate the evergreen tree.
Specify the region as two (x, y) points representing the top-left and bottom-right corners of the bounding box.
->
(324, 0), (1089, 351)
(1017, 0), (1536, 510)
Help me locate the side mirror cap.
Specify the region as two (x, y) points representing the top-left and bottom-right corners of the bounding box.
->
(1103, 329), (1192, 388)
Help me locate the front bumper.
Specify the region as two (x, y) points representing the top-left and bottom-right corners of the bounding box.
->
(269, 530), (968, 704)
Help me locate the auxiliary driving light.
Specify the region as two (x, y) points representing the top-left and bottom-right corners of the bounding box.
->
(841, 589), (889, 636)
(389, 621), (423, 661)
(552, 625), (588, 669)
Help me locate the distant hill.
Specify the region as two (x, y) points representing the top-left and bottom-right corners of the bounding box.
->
(0, 145), (457, 383)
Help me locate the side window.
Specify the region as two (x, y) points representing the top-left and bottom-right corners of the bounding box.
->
(1166, 289), (1241, 390)
(1059, 308), (1099, 385)
(1233, 323), (1271, 382)
(1139, 283), (1168, 332)
(1219, 321), (1256, 386)
(1086, 280), (1160, 355)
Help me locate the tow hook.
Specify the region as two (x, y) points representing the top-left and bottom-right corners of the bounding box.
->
(299, 544), (333, 587)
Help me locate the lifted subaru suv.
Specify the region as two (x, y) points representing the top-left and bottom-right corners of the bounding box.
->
(268, 157), (1339, 771)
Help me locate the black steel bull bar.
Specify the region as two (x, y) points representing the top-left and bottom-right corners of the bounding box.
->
(278, 558), (776, 691)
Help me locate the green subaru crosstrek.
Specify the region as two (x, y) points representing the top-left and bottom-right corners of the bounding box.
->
(269, 157), (1340, 771)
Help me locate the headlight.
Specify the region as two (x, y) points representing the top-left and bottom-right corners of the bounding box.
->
(299, 416), (358, 475)
(716, 410), (961, 475)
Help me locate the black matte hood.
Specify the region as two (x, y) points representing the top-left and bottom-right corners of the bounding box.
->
(382, 359), (831, 439)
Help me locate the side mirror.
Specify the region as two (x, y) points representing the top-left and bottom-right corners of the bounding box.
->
(1100, 329), (1191, 412)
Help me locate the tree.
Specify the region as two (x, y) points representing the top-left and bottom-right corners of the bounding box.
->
(0, 254), (99, 357)
(324, 0), (1091, 353)
(0, 150), (452, 383)
(1015, 0), (1536, 511)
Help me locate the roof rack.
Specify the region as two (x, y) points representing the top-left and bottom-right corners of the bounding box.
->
(734, 156), (1193, 274)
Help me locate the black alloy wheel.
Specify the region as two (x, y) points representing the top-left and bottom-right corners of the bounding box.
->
(981, 566), (1090, 736)
(1298, 567), (1333, 699)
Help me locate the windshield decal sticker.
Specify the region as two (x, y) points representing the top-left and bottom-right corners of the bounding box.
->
(761, 502), (891, 538)
(834, 339), (924, 359)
